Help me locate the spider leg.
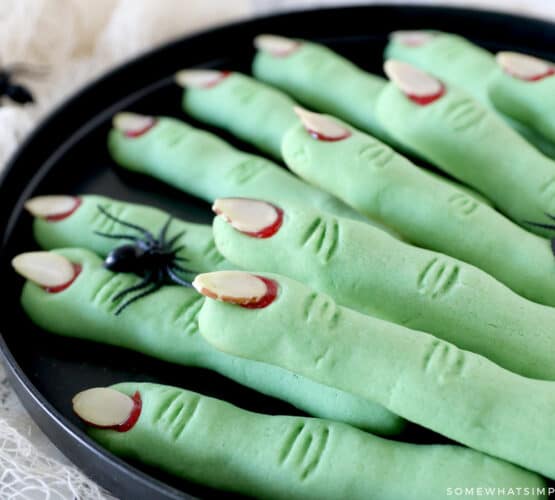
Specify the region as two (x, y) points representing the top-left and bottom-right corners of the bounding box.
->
(551, 238), (555, 257)
(158, 216), (173, 246)
(545, 213), (555, 223)
(523, 220), (555, 231)
(167, 231), (186, 249)
(115, 283), (162, 315)
(166, 266), (193, 288)
(115, 278), (162, 315)
(97, 205), (155, 242)
(111, 272), (153, 302)
(170, 247), (190, 266)
(169, 262), (193, 274)
(94, 231), (140, 242)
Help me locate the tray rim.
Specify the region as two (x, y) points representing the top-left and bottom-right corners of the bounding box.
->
(1, 3), (555, 499)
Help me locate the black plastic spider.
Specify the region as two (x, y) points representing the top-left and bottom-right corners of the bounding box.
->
(525, 213), (555, 255)
(95, 205), (194, 315)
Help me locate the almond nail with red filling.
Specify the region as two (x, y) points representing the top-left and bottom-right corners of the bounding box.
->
(254, 34), (300, 57)
(73, 387), (141, 432)
(175, 69), (231, 89)
(113, 112), (156, 138)
(25, 195), (82, 222)
(294, 106), (352, 141)
(193, 270), (278, 309)
(12, 251), (81, 293)
(384, 60), (445, 106)
(212, 198), (283, 238)
(390, 31), (436, 48)
(496, 52), (555, 82)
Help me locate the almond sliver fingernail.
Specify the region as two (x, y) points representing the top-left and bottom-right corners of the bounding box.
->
(113, 112), (156, 137)
(175, 69), (230, 89)
(254, 34), (300, 57)
(73, 387), (139, 430)
(24, 195), (81, 221)
(294, 106), (351, 141)
(213, 198), (283, 238)
(384, 60), (445, 105)
(497, 52), (555, 81)
(12, 252), (76, 289)
(390, 30), (435, 47)
(193, 270), (269, 304)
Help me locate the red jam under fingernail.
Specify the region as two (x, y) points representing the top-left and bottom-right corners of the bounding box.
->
(203, 71), (232, 89)
(112, 391), (142, 432)
(241, 276), (278, 309)
(515, 67), (555, 82)
(45, 197), (82, 222)
(125, 118), (157, 138)
(309, 129), (352, 142)
(408, 85), (446, 106)
(45, 264), (82, 293)
(402, 39), (428, 48)
(271, 42), (301, 58)
(244, 206), (284, 239)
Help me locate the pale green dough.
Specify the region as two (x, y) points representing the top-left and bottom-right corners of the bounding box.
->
(88, 382), (546, 500)
(213, 203), (555, 380)
(108, 116), (364, 224)
(376, 82), (555, 237)
(34, 195), (231, 273)
(199, 272), (555, 479)
(281, 120), (555, 306)
(489, 66), (555, 144)
(183, 72), (297, 159)
(252, 40), (387, 141)
(20, 248), (403, 435)
(385, 30), (555, 158)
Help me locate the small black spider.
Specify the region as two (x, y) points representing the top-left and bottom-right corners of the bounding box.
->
(95, 205), (194, 315)
(525, 213), (555, 255)
(0, 63), (46, 105)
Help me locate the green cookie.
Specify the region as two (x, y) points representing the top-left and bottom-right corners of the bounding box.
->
(376, 81), (555, 237)
(386, 31), (492, 102)
(178, 59), (496, 213)
(108, 116), (365, 224)
(183, 72), (297, 159)
(178, 70), (494, 220)
(252, 39), (387, 141)
(281, 119), (555, 306)
(252, 35), (551, 158)
(33, 195), (231, 273)
(87, 382), (546, 500)
(20, 248), (403, 434)
(385, 30), (555, 157)
(213, 201), (555, 380)
(199, 271), (555, 479)
(489, 63), (555, 145)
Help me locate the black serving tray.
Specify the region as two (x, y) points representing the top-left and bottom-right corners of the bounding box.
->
(1, 4), (554, 499)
